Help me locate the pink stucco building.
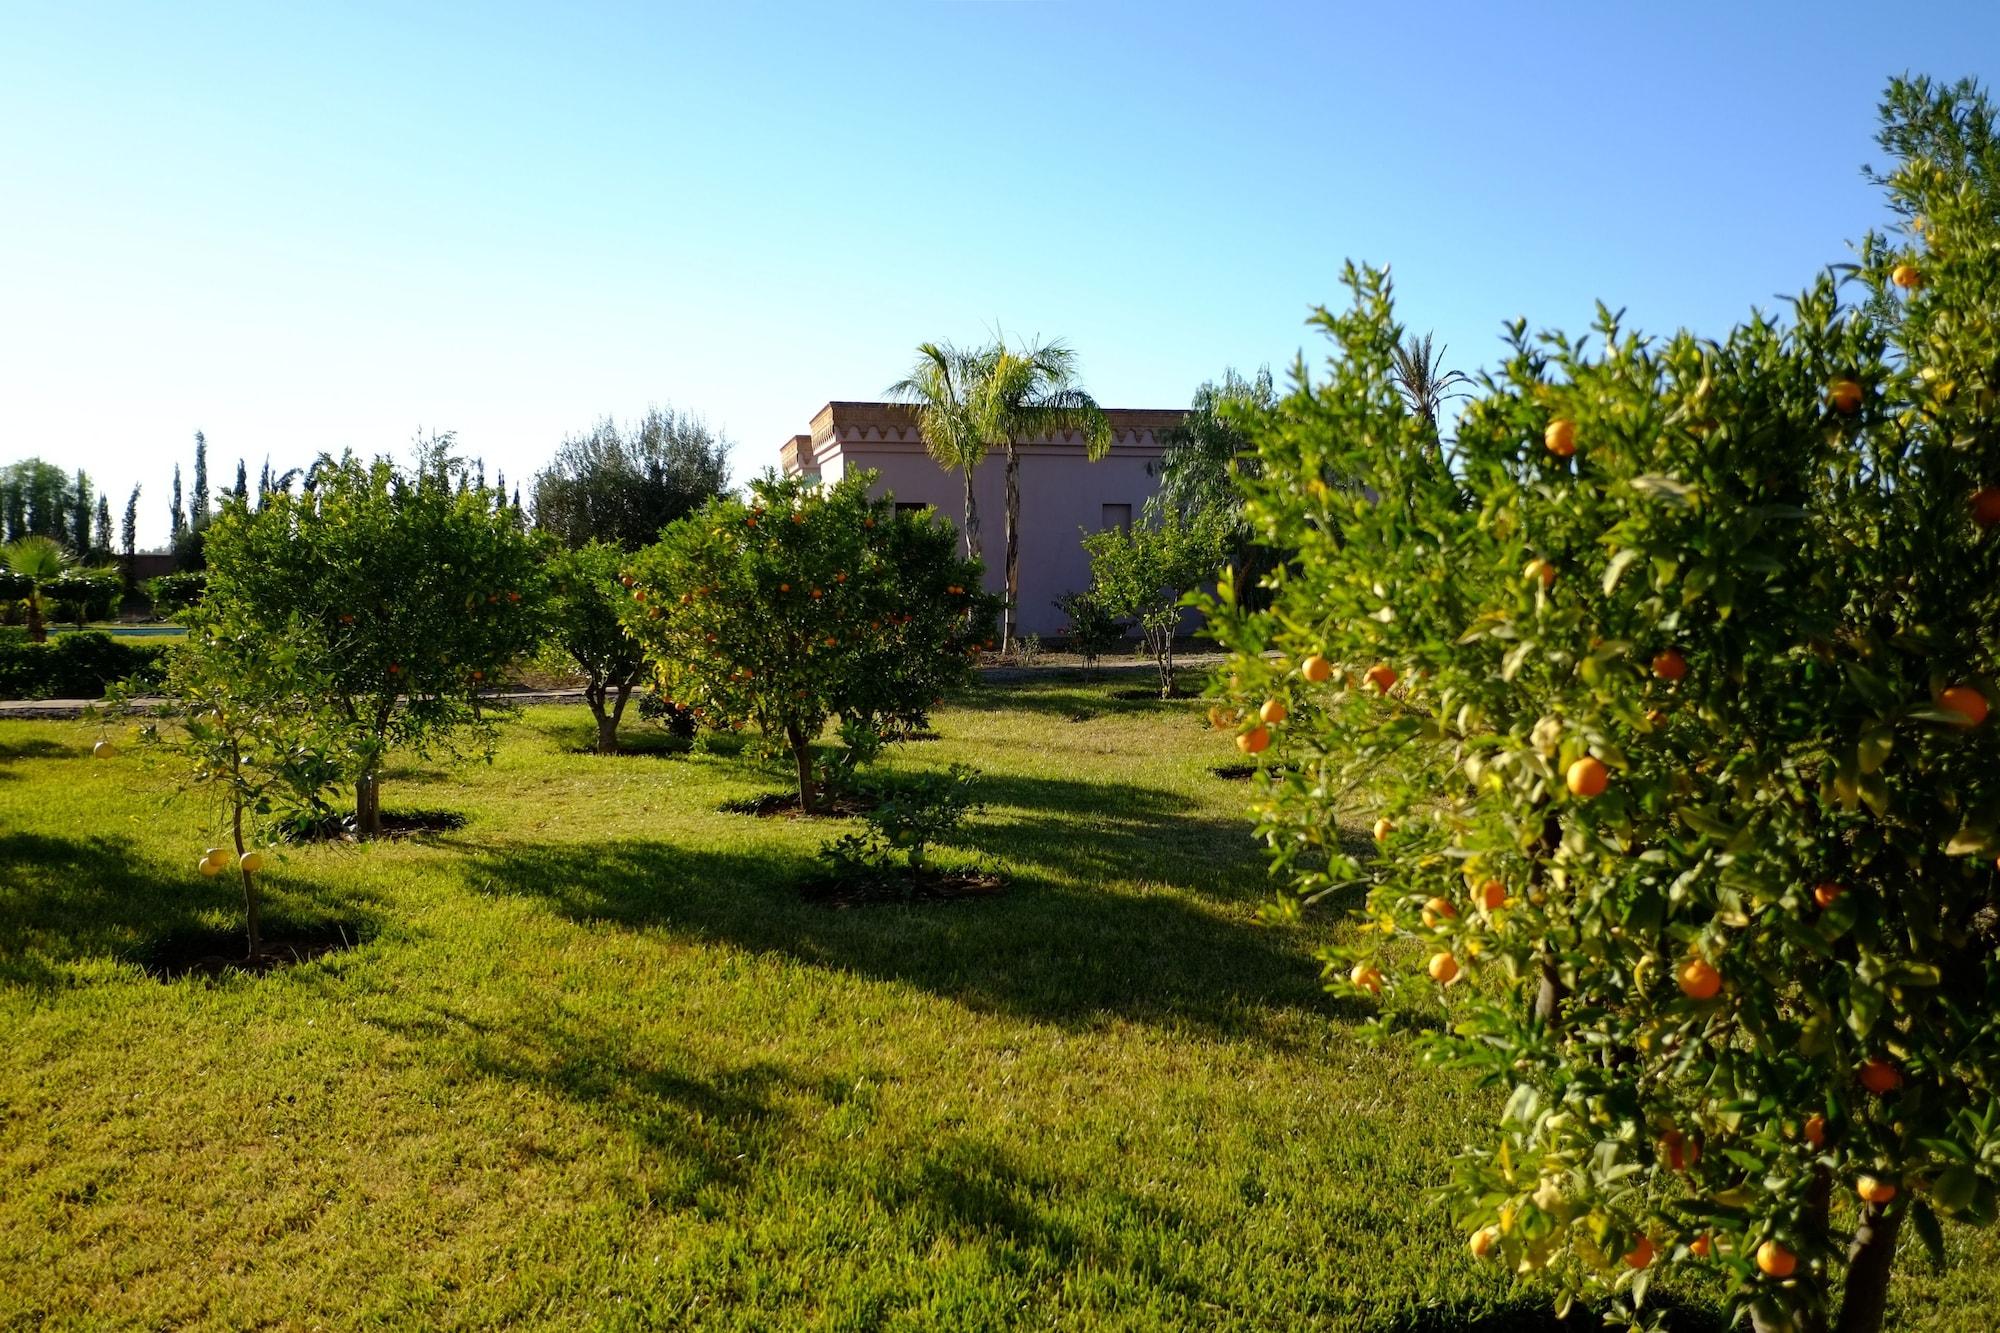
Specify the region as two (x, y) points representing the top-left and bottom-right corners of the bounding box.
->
(778, 401), (1185, 636)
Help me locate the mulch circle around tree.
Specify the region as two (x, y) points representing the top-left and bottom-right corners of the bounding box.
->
(289, 810), (469, 842)
(801, 868), (1008, 908)
(886, 730), (942, 743)
(1210, 764), (1259, 780)
(719, 792), (878, 819)
(142, 923), (365, 981)
(1110, 687), (1198, 701)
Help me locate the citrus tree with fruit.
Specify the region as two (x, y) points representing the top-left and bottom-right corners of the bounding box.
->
(1203, 76), (2000, 1333)
(123, 604), (344, 957)
(200, 449), (545, 836)
(619, 471), (996, 813)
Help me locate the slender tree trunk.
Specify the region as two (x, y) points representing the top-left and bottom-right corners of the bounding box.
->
(962, 467), (982, 564)
(356, 768), (381, 838)
(1833, 1200), (1904, 1333)
(1529, 809), (1566, 1026)
(230, 746), (260, 959)
(1002, 445), (1022, 652)
(26, 590), (45, 644)
(585, 679), (617, 754)
(601, 681), (633, 755)
(788, 722), (818, 815)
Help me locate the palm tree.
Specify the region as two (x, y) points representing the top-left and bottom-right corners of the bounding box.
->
(4, 536), (72, 643)
(887, 341), (987, 561)
(974, 338), (1111, 651)
(1388, 333), (1474, 459)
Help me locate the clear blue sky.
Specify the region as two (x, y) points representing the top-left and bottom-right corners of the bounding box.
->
(5, 1), (1997, 547)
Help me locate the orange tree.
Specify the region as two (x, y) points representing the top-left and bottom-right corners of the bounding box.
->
(1203, 77), (2000, 1333)
(201, 449), (545, 837)
(619, 471), (996, 813)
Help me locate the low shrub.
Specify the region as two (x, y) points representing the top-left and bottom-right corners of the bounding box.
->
(0, 632), (168, 700)
(817, 763), (986, 894)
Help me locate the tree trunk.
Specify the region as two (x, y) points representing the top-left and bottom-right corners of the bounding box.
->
(597, 681), (632, 755)
(234, 788), (262, 956)
(356, 768), (382, 839)
(1530, 809), (1566, 1027)
(962, 466), (982, 564)
(26, 590), (45, 644)
(788, 722), (818, 815)
(585, 680), (618, 754)
(1002, 445), (1022, 652)
(1832, 1199), (1904, 1333)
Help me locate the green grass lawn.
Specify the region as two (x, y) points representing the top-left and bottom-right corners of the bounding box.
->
(2, 673), (1995, 1330)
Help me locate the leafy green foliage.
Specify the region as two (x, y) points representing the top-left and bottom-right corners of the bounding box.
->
(42, 567), (122, 625)
(818, 763), (985, 888)
(201, 452), (546, 836)
(541, 541), (649, 753)
(1055, 590), (1123, 676)
(1150, 367), (1275, 521)
(1080, 507), (1232, 698)
(619, 470), (997, 812)
(0, 632), (167, 700)
(530, 406), (731, 550)
(145, 571), (207, 616)
(1203, 76), (2000, 1333)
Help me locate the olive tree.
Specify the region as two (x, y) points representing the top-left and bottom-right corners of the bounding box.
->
(543, 540), (649, 754)
(1204, 76), (2000, 1333)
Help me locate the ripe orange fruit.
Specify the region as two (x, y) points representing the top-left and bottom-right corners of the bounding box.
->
(1651, 649), (1688, 681)
(1428, 951), (1461, 984)
(1565, 756), (1609, 799)
(1677, 958), (1722, 1001)
(1624, 1236), (1656, 1270)
(387, 663), (402, 675)
(1804, 1114), (1828, 1148)
(1524, 558), (1557, 589)
(1661, 1128), (1699, 1172)
(1859, 1058), (1902, 1095)
(1260, 698), (1289, 724)
(1756, 1240), (1797, 1278)
(1940, 686), (1989, 727)
(1974, 486), (2000, 527)
(1422, 896), (1458, 928)
(823, 635), (837, 647)
(1689, 1234), (1713, 1259)
(1476, 879), (1506, 911)
(1300, 654), (1333, 684)
(1545, 419), (1578, 457)
(1891, 262), (1923, 290)
(470, 669), (485, 683)
(1829, 379), (1864, 414)
(1372, 816), (1394, 843)
(1350, 963), (1384, 994)
(1856, 1175), (1898, 1205)
(1364, 663), (1398, 694)
(1207, 705), (1238, 730)
(1469, 1226), (1499, 1259)
(779, 583), (790, 592)
(1238, 726), (1271, 755)
(1812, 881), (1844, 909)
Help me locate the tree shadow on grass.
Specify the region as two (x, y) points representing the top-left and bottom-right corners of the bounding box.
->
(1377, 1295), (1723, 1332)
(462, 840), (1364, 1044)
(869, 1135), (1207, 1305)
(0, 736), (72, 780)
(965, 772), (1267, 900)
(0, 830), (383, 989)
(319, 979), (817, 1205)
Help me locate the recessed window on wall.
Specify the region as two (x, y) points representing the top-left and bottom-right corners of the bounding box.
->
(1101, 503), (1132, 531)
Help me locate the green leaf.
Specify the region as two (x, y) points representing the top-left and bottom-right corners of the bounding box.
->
(1912, 1197), (1947, 1270)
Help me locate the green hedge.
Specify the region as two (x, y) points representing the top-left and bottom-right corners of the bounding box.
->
(0, 632), (168, 700)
